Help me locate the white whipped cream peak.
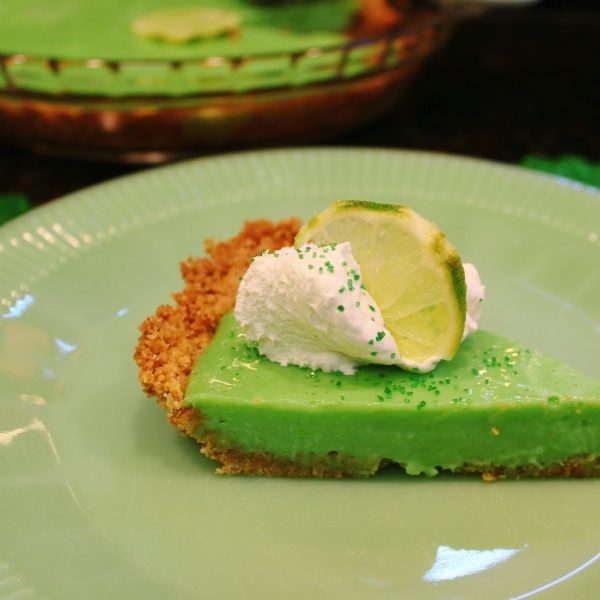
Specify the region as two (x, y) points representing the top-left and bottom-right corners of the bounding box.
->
(463, 262), (486, 340)
(235, 243), (398, 375)
(235, 243), (485, 375)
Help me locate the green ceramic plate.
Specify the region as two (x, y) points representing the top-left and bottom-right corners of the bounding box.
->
(1, 148), (600, 599)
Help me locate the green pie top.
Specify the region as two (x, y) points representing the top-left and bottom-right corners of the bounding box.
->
(0, 0), (356, 61)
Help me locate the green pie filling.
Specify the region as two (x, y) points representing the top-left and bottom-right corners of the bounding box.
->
(0, 0), (360, 96)
(184, 313), (600, 476)
(0, 0), (355, 61)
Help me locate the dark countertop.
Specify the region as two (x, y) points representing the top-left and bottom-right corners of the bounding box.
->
(339, 7), (600, 162)
(0, 3), (598, 207)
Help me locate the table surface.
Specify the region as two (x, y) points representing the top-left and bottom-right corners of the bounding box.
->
(0, 2), (598, 208)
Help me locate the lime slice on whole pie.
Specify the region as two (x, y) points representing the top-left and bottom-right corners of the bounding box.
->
(131, 7), (242, 42)
(135, 210), (600, 480)
(295, 200), (467, 372)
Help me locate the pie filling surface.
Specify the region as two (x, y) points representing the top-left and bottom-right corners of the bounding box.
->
(184, 312), (600, 477)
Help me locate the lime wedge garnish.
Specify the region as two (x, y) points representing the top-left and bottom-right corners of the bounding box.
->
(295, 200), (467, 371)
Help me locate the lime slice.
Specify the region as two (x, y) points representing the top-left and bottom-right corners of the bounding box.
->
(295, 200), (467, 371)
(131, 8), (241, 43)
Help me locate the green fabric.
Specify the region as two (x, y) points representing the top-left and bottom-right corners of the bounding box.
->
(0, 193), (32, 227)
(522, 155), (600, 189)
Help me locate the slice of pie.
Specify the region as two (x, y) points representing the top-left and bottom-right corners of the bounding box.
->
(135, 218), (600, 479)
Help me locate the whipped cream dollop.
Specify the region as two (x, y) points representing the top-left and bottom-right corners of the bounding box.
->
(234, 243), (485, 375)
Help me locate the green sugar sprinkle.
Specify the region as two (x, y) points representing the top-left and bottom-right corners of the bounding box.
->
(361, 284), (367, 290)
(274, 252), (279, 257)
(412, 367), (420, 372)
(377, 395), (384, 402)
(320, 254), (325, 259)
(407, 391), (413, 396)
(238, 276), (243, 280)
(368, 305), (375, 312)
(445, 378), (451, 384)
(339, 286), (346, 293)
(342, 261), (347, 266)
(319, 267), (323, 274)
(355, 301), (360, 307)
(337, 305), (345, 312)
(417, 401), (426, 410)
(335, 381), (342, 387)
(312, 252), (317, 258)
(299, 254), (304, 259)
(323, 248), (329, 253)
(404, 398), (411, 404)
(353, 274), (360, 281)
(471, 367), (478, 376)
(376, 331), (385, 341)
(308, 264), (314, 270)
(368, 340), (374, 345)
(331, 243), (337, 250)
(370, 351), (378, 356)
(391, 353), (396, 359)
(348, 279), (355, 291)
(305, 247), (311, 252)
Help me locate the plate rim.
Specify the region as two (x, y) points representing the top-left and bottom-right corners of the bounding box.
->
(2, 146), (600, 599)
